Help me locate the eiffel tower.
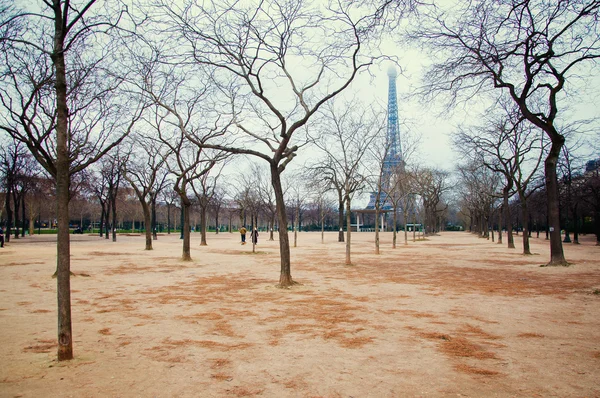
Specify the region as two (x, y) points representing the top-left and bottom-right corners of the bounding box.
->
(366, 65), (404, 210)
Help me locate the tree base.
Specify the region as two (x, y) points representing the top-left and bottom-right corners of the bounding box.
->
(540, 260), (570, 267)
(276, 278), (300, 289)
(57, 349), (73, 361)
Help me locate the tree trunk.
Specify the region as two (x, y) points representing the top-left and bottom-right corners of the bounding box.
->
(111, 196), (117, 242)
(497, 206), (503, 244)
(215, 208), (220, 234)
(503, 187), (515, 249)
(200, 206), (207, 246)
(21, 195), (26, 237)
(151, 197), (157, 241)
(179, 204), (184, 240)
(13, 194), (20, 239)
(181, 200), (192, 261)
(52, 6), (73, 360)
(520, 197), (531, 255)
(99, 204), (105, 237)
(338, 192), (344, 242)
(167, 204), (171, 234)
(345, 196), (352, 265)
(105, 205), (110, 240)
(142, 201), (152, 250)
(374, 207), (380, 255)
(392, 206), (397, 248)
(572, 204), (579, 244)
(490, 206), (495, 242)
(270, 166), (294, 287)
(544, 143), (567, 265)
(403, 208), (408, 245)
(294, 211), (300, 247)
(269, 216), (274, 241)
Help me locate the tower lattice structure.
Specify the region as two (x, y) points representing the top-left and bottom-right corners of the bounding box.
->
(383, 66), (403, 180)
(366, 66), (404, 210)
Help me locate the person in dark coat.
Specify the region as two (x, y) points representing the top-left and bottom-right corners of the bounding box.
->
(251, 228), (259, 244)
(0, 226), (4, 248)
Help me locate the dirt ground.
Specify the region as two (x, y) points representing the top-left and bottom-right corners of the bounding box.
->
(0, 230), (599, 397)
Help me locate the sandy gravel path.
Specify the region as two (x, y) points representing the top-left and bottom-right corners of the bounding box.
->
(0, 231), (599, 397)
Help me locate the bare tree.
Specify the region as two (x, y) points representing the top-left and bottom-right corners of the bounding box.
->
(101, 150), (128, 242)
(456, 161), (502, 240)
(155, 110), (227, 261)
(160, 188), (179, 235)
(414, 167), (450, 234)
(581, 158), (600, 245)
(366, 131), (390, 255)
(414, 0), (600, 265)
(191, 163), (226, 246)
(210, 184), (228, 235)
(123, 135), (169, 250)
(558, 136), (588, 245)
(375, 125), (421, 248)
(309, 100), (381, 262)
(0, 139), (39, 241)
(454, 102), (547, 254)
(305, 174), (336, 244)
(1, 139), (21, 241)
(0, 1), (144, 360)
(285, 175), (310, 248)
(310, 101), (381, 245)
(155, 0), (376, 285)
(387, 165), (419, 246)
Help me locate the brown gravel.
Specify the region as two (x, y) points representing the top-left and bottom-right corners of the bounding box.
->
(0, 231), (599, 397)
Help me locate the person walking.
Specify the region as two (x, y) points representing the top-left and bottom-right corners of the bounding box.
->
(239, 226), (247, 245)
(0, 226), (4, 248)
(251, 227), (259, 245)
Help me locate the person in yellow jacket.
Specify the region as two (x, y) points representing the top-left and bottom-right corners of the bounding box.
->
(239, 226), (247, 244)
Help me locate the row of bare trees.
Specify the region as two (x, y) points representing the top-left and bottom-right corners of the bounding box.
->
(1, 0), (597, 363)
(411, 0), (600, 265)
(0, 0), (385, 360)
(454, 100), (600, 252)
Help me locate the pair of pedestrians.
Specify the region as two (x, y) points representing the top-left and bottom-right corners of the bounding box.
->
(240, 226), (258, 245)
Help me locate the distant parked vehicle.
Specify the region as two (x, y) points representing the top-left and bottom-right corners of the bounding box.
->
(72, 227), (83, 234)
